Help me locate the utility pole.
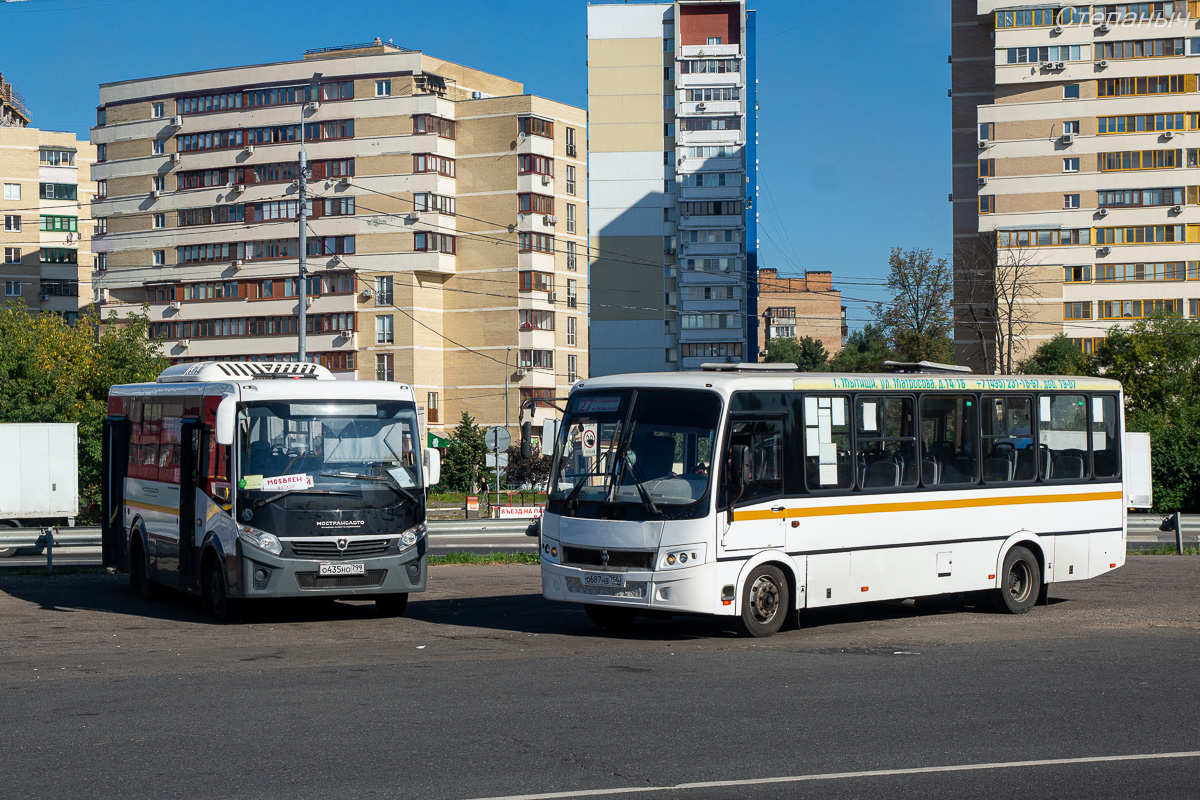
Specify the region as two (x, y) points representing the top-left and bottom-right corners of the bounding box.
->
(297, 73), (322, 363)
(505, 346), (512, 432)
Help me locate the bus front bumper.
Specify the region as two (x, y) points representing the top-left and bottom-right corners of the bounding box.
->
(541, 560), (722, 616)
(237, 539), (427, 599)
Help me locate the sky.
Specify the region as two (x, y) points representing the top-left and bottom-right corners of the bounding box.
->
(0, 0), (950, 330)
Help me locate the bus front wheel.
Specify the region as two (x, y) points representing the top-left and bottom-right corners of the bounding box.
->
(584, 604), (637, 630)
(204, 558), (242, 623)
(993, 546), (1040, 615)
(737, 565), (789, 638)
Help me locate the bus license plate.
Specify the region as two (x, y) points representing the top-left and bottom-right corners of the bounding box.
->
(319, 562), (365, 576)
(583, 573), (623, 588)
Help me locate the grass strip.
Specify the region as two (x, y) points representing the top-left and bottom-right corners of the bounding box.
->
(0, 565), (113, 576)
(428, 551), (540, 566)
(1130, 546), (1199, 555)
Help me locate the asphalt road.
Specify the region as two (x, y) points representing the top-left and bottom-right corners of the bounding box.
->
(1, 557), (1198, 799)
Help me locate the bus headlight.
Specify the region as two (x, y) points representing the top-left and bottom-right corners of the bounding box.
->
(399, 521), (427, 549)
(238, 525), (282, 556)
(659, 544), (705, 570)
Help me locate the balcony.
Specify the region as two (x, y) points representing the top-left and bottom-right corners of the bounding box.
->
(680, 44), (741, 58)
(518, 173), (555, 194)
(680, 241), (743, 258)
(678, 184), (743, 201)
(676, 71), (743, 89)
(517, 327), (555, 350)
(678, 100), (741, 117)
(677, 128), (742, 146)
(517, 250), (555, 271)
(516, 212), (557, 233)
(516, 133), (554, 158)
(678, 213), (743, 230)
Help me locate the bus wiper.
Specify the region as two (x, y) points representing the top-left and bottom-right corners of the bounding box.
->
(563, 465), (612, 510)
(253, 488), (356, 508)
(320, 471), (421, 507)
(620, 456), (662, 516)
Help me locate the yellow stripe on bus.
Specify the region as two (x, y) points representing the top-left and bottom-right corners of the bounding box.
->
(125, 499), (179, 515)
(732, 490), (1124, 523)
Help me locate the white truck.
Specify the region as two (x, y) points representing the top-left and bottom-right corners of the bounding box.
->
(0, 423), (79, 557)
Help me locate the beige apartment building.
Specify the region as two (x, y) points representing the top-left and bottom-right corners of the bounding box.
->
(953, 2), (1200, 371)
(92, 40), (587, 437)
(755, 268), (844, 359)
(1, 73), (98, 320)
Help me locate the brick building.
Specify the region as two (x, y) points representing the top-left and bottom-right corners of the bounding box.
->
(755, 268), (844, 360)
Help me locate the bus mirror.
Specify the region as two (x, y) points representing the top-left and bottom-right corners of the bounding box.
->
(423, 447), (440, 487)
(729, 445), (752, 489)
(215, 397), (236, 446)
(521, 422), (533, 459)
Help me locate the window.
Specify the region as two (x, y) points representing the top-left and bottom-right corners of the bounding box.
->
(979, 195), (994, 214)
(153, 176), (165, 191)
(663, 37), (674, 52)
(1006, 44), (1091, 64)
(519, 349), (553, 369)
(1092, 395), (1121, 478)
(1063, 301), (1092, 320)
(153, 250), (166, 266)
(517, 154), (553, 176)
(1098, 113), (1187, 134)
(854, 397), (918, 490)
(96, 144), (106, 162)
(1063, 157), (1080, 173)
(707, 36), (722, 45)
(518, 193), (554, 215)
(518, 232), (554, 253)
(1094, 224), (1191, 244)
(982, 396), (1034, 483)
(1063, 265), (1092, 283)
(413, 153), (456, 176)
(376, 80), (391, 97)
(1064, 120), (1080, 135)
(376, 315), (394, 344)
(566, 127), (577, 157)
(680, 200), (743, 216)
(1064, 84), (1081, 100)
(1039, 395), (1090, 480)
(567, 355), (578, 383)
(566, 204), (576, 233)
(1099, 298), (1182, 318)
(664, 67), (675, 80)
(1064, 194), (1080, 209)
(566, 316), (577, 346)
(414, 232), (457, 254)
(40, 279), (78, 298)
(39, 215), (78, 232)
(427, 392), (439, 424)
(919, 395), (979, 486)
(680, 59), (740, 74)
(304, 120), (354, 140)
(4, 280), (20, 297)
(801, 395), (852, 490)
(518, 117), (554, 138)
(680, 342), (743, 359)
(97, 108), (106, 126)
(376, 354), (394, 382)
(376, 275), (393, 305)
(567, 279), (577, 308)
(153, 139), (165, 155)
(1097, 37), (1185, 60)
(665, 179), (676, 193)
(664, 123), (675, 137)
(179, 129), (245, 151)
(680, 116), (740, 132)
(1098, 75), (1191, 98)
(978, 159), (995, 178)
(152, 213), (165, 229)
(519, 271), (553, 292)
(152, 102), (165, 118)
(3, 215), (19, 232)
(95, 253), (107, 271)
(4, 183), (20, 201)
(519, 309), (554, 330)
(96, 217), (107, 235)
(38, 149), (76, 166)
(565, 165), (576, 195)
(1098, 149), (1181, 171)
(1100, 187), (1184, 207)
(413, 115), (455, 139)
(39, 248), (77, 264)
(1095, 262), (1188, 282)
(567, 241), (577, 271)
(663, 95), (675, 110)
(413, 193), (455, 215)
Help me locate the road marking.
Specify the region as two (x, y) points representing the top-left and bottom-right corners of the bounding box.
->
(459, 751), (1200, 800)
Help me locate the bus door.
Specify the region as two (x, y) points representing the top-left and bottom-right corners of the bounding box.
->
(101, 416), (131, 570)
(721, 417), (787, 552)
(177, 419), (204, 593)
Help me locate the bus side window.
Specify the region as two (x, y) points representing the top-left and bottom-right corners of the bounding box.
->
(1039, 394), (1089, 481)
(1091, 395), (1120, 478)
(855, 396), (917, 489)
(802, 395), (853, 491)
(982, 395), (1033, 484)
(728, 418), (784, 505)
(919, 395), (978, 486)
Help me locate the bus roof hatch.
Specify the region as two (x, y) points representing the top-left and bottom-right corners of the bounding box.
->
(156, 361), (335, 383)
(882, 360), (973, 375)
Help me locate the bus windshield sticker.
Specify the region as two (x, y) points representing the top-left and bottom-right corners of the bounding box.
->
(819, 442), (836, 466)
(862, 402), (878, 431)
(817, 397), (831, 409)
(242, 474), (264, 490)
(263, 473), (315, 492)
(575, 396), (621, 415)
(818, 408), (832, 443)
(581, 424), (598, 458)
(832, 398), (846, 427)
(1040, 395), (1052, 421)
(819, 464), (838, 485)
(804, 396), (818, 420)
(805, 427), (819, 457)
(1092, 396), (1104, 422)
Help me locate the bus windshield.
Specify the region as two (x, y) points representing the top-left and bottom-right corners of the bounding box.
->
(549, 389), (721, 512)
(236, 400), (422, 519)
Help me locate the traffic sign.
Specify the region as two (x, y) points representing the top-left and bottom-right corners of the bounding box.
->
(581, 424), (598, 457)
(486, 453), (509, 468)
(485, 426), (511, 451)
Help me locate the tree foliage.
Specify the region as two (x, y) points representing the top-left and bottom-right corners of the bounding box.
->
(829, 323), (894, 373)
(440, 412), (489, 492)
(504, 443), (551, 489)
(763, 336), (829, 371)
(0, 303), (168, 517)
(873, 247), (954, 363)
(1018, 334), (1088, 376)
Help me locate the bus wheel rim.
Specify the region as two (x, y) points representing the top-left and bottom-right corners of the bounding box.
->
(749, 576), (779, 623)
(1008, 561), (1030, 602)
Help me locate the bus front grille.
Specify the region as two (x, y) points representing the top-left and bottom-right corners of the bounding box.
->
(562, 546), (654, 570)
(290, 539), (391, 559)
(295, 570), (387, 589)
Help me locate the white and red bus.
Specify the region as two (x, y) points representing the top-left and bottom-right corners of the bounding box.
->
(102, 361), (439, 621)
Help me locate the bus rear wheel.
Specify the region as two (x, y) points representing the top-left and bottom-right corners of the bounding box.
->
(375, 593), (409, 617)
(992, 546), (1040, 615)
(584, 604), (637, 630)
(130, 532), (158, 601)
(737, 565), (789, 638)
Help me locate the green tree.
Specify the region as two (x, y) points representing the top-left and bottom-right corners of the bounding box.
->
(441, 411), (489, 492)
(504, 443), (551, 490)
(1018, 334), (1088, 376)
(0, 303), (167, 516)
(874, 247), (954, 363)
(828, 323), (894, 372)
(763, 336), (829, 371)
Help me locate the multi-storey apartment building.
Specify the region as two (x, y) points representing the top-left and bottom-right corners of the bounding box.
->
(588, 0), (757, 374)
(755, 268), (844, 359)
(0, 75), (97, 320)
(953, 2), (1200, 370)
(92, 40), (587, 437)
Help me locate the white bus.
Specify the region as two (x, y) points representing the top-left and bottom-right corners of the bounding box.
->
(102, 361), (439, 621)
(538, 364), (1127, 637)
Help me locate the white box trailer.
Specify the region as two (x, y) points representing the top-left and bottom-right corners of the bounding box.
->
(0, 423), (79, 536)
(1124, 431), (1153, 510)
